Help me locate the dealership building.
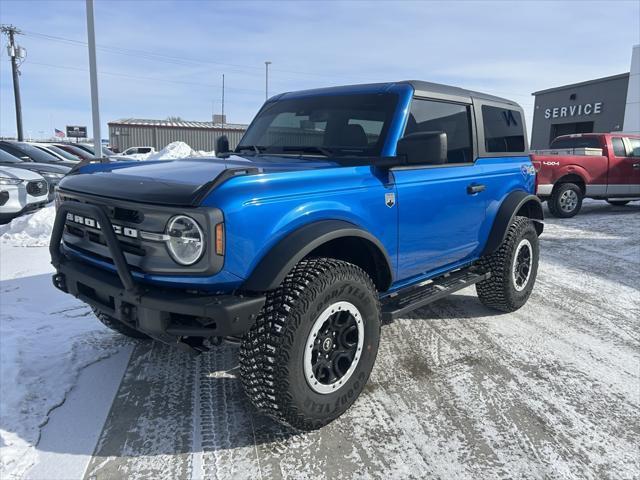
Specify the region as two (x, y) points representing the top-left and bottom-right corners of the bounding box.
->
(108, 117), (248, 152)
(530, 45), (639, 149)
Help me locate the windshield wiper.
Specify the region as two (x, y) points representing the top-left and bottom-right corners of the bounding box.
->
(235, 145), (266, 156)
(281, 145), (333, 157)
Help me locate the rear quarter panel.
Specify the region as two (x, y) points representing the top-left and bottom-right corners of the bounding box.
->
(476, 155), (536, 243)
(530, 154), (608, 189)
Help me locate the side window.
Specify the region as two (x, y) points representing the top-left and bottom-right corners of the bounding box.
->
(628, 138), (640, 157)
(405, 99), (473, 163)
(611, 137), (626, 157)
(482, 105), (525, 153)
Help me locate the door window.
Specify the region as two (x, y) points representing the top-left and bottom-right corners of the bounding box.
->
(404, 99), (473, 163)
(611, 137), (626, 157)
(627, 138), (640, 157)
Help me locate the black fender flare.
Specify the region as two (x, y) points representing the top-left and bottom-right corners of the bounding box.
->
(242, 220), (393, 292)
(481, 191), (544, 257)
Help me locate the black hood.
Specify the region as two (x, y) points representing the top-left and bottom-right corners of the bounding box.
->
(58, 155), (340, 206)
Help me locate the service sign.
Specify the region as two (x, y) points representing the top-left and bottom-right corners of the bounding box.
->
(66, 125), (87, 138)
(544, 102), (603, 120)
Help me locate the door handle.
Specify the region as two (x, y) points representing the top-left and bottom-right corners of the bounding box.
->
(633, 163), (640, 169)
(467, 183), (486, 194)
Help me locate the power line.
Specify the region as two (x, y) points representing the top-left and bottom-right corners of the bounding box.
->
(26, 60), (265, 94)
(20, 29), (537, 105)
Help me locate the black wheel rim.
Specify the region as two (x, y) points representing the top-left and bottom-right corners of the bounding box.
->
(304, 301), (364, 394)
(512, 239), (533, 291)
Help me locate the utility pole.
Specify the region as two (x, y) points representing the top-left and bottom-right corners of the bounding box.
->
(221, 73), (225, 127)
(1, 25), (24, 141)
(85, 0), (102, 158)
(265, 61), (271, 101)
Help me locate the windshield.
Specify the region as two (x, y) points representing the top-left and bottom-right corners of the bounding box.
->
(550, 136), (602, 149)
(0, 148), (22, 163)
(237, 93), (398, 157)
(45, 145), (80, 161)
(9, 142), (62, 163)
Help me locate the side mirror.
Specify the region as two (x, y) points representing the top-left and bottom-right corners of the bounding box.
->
(216, 135), (230, 155)
(396, 131), (447, 165)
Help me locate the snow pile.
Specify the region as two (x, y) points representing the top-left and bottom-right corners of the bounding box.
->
(124, 142), (216, 161)
(0, 205), (56, 247)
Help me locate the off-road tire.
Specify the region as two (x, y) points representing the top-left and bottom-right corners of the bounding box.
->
(475, 216), (539, 312)
(606, 200), (630, 206)
(92, 307), (150, 339)
(239, 258), (381, 431)
(548, 183), (583, 218)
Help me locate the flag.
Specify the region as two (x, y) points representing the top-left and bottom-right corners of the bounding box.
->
(55, 129), (65, 138)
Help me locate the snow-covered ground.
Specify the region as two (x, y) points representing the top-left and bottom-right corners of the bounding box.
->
(0, 200), (638, 479)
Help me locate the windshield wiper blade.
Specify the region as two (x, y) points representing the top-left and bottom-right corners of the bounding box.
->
(236, 145), (266, 156)
(281, 145), (333, 157)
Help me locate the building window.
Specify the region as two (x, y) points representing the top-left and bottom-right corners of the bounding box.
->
(481, 105), (525, 153)
(405, 99), (473, 163)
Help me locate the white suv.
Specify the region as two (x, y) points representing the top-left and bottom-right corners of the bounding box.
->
(0, 166), (49, 224)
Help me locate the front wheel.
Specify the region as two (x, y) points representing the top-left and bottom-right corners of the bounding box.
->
(476, 216), (539, 312)
(239, 258), (381, 431)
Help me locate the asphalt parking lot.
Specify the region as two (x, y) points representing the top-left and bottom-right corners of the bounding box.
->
(34, 201), (640, 480)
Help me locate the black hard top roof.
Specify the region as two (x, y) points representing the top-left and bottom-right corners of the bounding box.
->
(277, 80), (519, 108)
(404, 80), (518, 106)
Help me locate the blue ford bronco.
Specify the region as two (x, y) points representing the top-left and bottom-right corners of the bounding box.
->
(50, 81), (543, 430)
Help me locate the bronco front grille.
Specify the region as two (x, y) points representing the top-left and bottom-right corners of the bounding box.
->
(57, 189), (222, 276)
(26, 180), (48, 196)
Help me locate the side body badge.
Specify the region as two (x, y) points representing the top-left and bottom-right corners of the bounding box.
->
(385, 192), (396, 208)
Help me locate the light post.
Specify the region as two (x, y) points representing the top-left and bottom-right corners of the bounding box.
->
(86, 0), (102, 158)
(265, 61), (272, 101)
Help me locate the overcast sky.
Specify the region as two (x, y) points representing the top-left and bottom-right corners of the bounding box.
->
(0, 0), (638, 140)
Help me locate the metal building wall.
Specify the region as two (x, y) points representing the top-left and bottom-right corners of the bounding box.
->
(109, 125), (245, 152)
(530, 75), (629, 149)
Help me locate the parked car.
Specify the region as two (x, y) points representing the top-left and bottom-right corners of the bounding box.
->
(0, 149), (69, 201)
(74, 143), (117, 157)
(32, 143), (81, 162)
(0, 166), (49, 224)
(531, 133), (640, 217)
(51, 143), (95, 161)
(120, 146), (156, 156)
(50, 80), (543, 430)
(0, 141), (77, 167)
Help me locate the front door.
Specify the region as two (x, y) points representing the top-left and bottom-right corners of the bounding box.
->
(608, 136), (640, 196)
(394, 98), (486, 280)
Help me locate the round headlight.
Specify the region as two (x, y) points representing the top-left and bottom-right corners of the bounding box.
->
(166, 215), (205, 265)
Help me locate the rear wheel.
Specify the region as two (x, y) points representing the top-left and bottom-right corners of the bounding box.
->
(92, 307), (150, 339)
(606, 200), (630, 206)
(476, 216), (539, 312)
(239, 258), (381, 430)
(548, 183), (582, 218)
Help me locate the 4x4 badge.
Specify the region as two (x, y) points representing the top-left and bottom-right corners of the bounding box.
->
(385, 192), (395, 208)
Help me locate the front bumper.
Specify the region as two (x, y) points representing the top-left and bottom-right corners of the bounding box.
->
(50, 202), (265, 347)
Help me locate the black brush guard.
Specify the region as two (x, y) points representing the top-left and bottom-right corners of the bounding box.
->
(50, 202), (266, 348)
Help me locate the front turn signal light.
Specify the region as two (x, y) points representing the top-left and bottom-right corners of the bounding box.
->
(215, 222), (225, 256)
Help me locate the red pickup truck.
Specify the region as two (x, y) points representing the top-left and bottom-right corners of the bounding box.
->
(531, 133), (640, 217)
